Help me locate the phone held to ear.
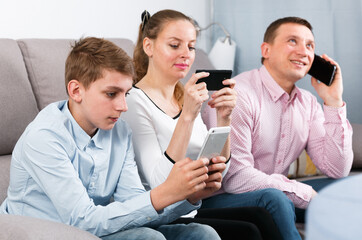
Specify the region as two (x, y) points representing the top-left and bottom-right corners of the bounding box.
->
(308, 54), (336, 86)
(195, 69), (232, 91)
(197, 126), (231, 160)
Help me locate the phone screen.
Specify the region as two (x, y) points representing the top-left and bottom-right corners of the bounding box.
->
(195, 70), (232, 91)
(308, 54), (336, 86)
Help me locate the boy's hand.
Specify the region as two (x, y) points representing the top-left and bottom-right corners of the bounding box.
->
(187, 156), (226, 203)
(208, 156), (227, 174)
(150, 157), (210, 210)
(167, 157), (210, 199)
(187, 170), (222, 203)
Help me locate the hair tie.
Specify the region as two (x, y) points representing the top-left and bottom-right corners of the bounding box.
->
(141, 10), (151, 31)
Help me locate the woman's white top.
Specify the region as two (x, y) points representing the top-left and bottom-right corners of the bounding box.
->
(121, 87), (230, 217)
(121, 87), (208, 189)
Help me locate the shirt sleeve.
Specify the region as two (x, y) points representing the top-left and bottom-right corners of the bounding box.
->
(121, 91), (174, 189)
(21, 128), (197, 237)
(306, 101), (353, 178)
(203, 92), (314, 209)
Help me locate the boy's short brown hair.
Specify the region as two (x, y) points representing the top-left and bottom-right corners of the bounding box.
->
(65, 37), (135, 92)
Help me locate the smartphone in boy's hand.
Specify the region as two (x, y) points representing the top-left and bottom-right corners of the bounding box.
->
(197, 126), (230, 160)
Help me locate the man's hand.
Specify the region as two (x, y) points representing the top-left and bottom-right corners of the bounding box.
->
(311, 54), (343, 107)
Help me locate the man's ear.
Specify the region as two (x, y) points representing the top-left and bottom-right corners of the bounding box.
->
(67, 80), (82, 103)
(261, 42), (270, 60)
(143, 37), (153, 57)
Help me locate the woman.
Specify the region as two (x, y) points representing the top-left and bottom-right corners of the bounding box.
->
(121, 9), (298, 240)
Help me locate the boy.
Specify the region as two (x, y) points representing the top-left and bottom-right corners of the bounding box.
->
(0, 37), (221, 240)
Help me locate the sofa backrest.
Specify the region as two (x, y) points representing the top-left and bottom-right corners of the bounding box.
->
(17, 39), (72, 110)
(0, 39), (39, 156)
(0, 39), (39, 202)
(17, 38), (136, 110)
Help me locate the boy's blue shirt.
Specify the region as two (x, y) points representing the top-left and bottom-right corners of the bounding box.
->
(0, 100), (199, 237)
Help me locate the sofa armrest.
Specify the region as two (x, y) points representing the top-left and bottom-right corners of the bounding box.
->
(0, 214), (100, 240)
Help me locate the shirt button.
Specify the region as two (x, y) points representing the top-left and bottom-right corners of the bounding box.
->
(303, 194), (308, 200)
(278, 160), (282, 164)
(90, 182), (95, 188)
(147, 217), (152, 221)
(281, 134), (285, 138)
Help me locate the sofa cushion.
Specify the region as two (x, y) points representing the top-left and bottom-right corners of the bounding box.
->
(352, 123), (362, 168)
(288, 150), (323, 179)
(0, 214), (100, 240)
(0, 39), (39, 155)
(17, 39), (73, 110)
(107, 38), (135, 58)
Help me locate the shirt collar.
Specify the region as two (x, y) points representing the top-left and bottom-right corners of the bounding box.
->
(291, 86), (303, 104)
(62, 101), (104, 150)
(260, 65), (303, 104)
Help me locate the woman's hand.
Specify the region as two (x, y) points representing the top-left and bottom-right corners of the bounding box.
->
(207, 78), (237, 124)
(182, 72), (210, 121)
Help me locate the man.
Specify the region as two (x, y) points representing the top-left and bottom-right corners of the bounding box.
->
(202, 16), (353, 222)
(0, 37), (222, 240)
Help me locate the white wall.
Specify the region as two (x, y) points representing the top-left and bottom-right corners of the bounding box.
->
(0, 0), (213, 51)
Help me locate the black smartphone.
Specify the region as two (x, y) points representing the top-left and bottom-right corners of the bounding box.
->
(195, 69), (232, 91)
(308, 54), (337, 86)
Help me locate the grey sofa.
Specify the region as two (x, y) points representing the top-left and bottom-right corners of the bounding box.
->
(0, 38), (214, 239)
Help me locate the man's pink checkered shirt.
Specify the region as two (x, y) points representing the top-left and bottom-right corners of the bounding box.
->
(202, 66), (353, 209)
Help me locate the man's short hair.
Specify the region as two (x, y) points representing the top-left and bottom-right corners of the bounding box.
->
(65, 37), (135, 92)
(261, 17), (313, 64)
